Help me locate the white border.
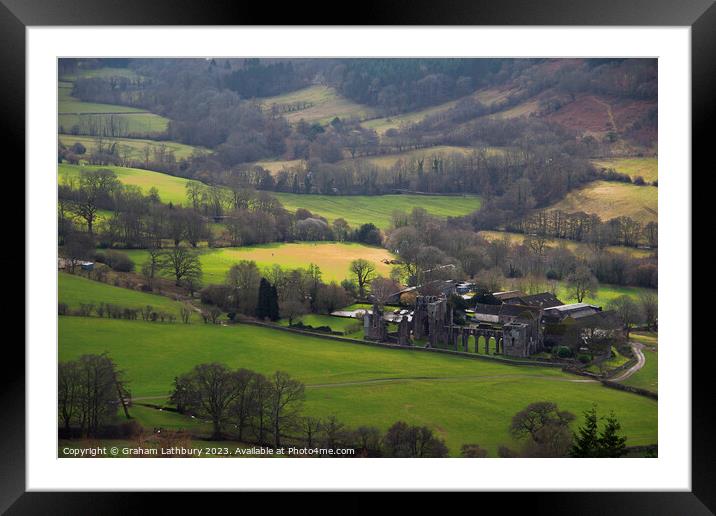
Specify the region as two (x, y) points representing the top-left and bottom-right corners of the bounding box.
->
(27, 27), (690, 491)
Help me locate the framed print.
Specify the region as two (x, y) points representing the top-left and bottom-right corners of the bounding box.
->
(4, 0), (712, 511)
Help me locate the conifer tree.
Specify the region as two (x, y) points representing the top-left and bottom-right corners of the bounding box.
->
(569, 404), (600, 457)
(256, 278), (271, 320)
(597, 411), (628, 457)
(268, 285), (280, 322)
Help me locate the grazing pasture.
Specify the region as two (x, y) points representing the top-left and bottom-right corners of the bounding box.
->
(278, 314), (364, 336)
(60, 67), (142, 82)
(58, 163), (198, 206)
(124, 242), (395, 284)
(59, 70), (170, 136)
(357, 145), (504, 169)
(59, 316), (658, 455)
(258, 85), (377, 125)
(546, 181), (658, 224)
(58, 272), (184, 314)
(58, 112), (170, 137)
(59, 135), (207, 161)
(591, 157), (658, 183)
(273, 192), (482, 229)
(362, 86), (519, 135)
(58, 163), (479, 229)
(478, 230), (655, 259)
(552, 283), (656, 307)
(623, 348), (658, 393)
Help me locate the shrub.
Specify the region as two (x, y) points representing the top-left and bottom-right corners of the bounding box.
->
(556, 346), (572, 358)
(58, 302), (69, 315)
(199, 284), (234, 311)
(578, 354), (591, 364)
(105, 250), (135, 272)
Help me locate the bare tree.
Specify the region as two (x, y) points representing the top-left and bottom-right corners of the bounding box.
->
(638, 292), (658, 331)
(608, 295), (643, 340)
(349, 259), (377, 299)
(160, 246), (202, 286)
(565, 265), (598, 303)
(268, 371), (305, 447)
(370, 277), (400, 306)
(170, 363), (242, 439)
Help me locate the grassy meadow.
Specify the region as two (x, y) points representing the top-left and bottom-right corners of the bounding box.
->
(362, 85), (519, 135)
(258, 85), (377, 125)
(58, 272), (184, 313)
(478, 230), (655, 259)
(59, 316), (658, 455)
(592, 157), (658, 183)
(59, 135), (207, 161)
(60, 67), (142, 82)
(124, 242), (395, 284)
(553, 283), (655, 307)
(623, 332), (658, 393)
(547, 181), (658, 224)
(59, 70), (170, 136)
(356, 145), (505, 169)
(58, 163), (480, 228)
(59, 163), (198, 206)
(273, 192), (481, 229)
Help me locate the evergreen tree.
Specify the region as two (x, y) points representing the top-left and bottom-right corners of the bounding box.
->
(569, 404), (600, 457)
(256, 278), (271, 320)
(597, 411), (628, 457)
(268, 285), (280, 322)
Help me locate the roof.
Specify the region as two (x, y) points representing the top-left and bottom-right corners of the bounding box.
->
(546, 303), (600, 312)
(544, 303), (601, 320)
(513, 292), (564, 309)
(493, 290), (527, 301)
(473, 303), (502, 315)
(498, 304), (542, 319)
(473, 302), (541, 320)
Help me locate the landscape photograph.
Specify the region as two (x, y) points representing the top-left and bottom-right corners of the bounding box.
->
(56, 57), (658, 459)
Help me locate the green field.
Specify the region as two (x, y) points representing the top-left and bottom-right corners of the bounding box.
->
(124, 242), (394, 284)
(623, 332), (658, 393)
(278, 314), (364, 336)
(273, 192), (481, 229)
(58, 163), (480, 228)
(59, 163), (198, 206)
(252, 158), (305, 174)
(59, 71), (169, 136)
(547, 181), (658, 224)
(59, 135), (207, 161)
(58, 272), (184, 314)
(623, 348), (658, 393)
(592, 157), (658, 183)
(259, 85), (377, 125)
(479, 230), (655, 259)
(362, 85), (518, 135)
(357, 146), (495, 169)
(59, 316), (657, 455)
(59, 112), (170, 137)
(60, 67), (142, 82)
(554, 283), (656, 307)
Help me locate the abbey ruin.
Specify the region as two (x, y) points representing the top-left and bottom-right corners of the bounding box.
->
(362, 287), (621, 359)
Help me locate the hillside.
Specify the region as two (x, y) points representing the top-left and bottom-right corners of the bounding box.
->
(258, 85), (378, 125)
(59, 69), (170, 137)
(546, 181), (658, 224)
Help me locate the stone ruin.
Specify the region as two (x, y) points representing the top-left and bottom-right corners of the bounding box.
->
(363, 295), (543, 358)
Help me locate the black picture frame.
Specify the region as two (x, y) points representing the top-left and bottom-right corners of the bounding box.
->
(3, 0), (709, 512)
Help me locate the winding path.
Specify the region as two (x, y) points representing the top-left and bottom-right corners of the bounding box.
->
(610, 342), (646, 382)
